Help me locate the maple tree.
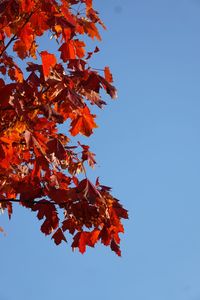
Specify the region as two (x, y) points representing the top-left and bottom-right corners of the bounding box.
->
(0, 0), (128, 256)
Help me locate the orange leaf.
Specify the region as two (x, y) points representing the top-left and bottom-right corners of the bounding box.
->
(62, 28), (71, 42)
(30, 12), (48, 35)
(85, 0), (92, 11)
(13, 40), (27, 59)
(41, 51), (57, 78)
(59, 41), (76, 61)
(72, 230), (100, 253)
(104, 66), (113, 83)
(70, 106), (97, 137)
(84, 22), (101, 40)
(29, 41), (37, 59)
(19, 23), (34, 50)
(90, 229), (100, 245)
(74, 39), (85, 58)
(20, 0), (35, 12)
(14, 67), (23, 82)
(4, 26), (11, 37)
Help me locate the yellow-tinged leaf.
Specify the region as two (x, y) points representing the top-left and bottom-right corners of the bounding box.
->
(14, 68), (23, 82)
(14, 121), (26, 133)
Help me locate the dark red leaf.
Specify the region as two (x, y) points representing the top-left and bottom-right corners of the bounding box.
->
(110, 238), (121, 256)
(52, 228), (67, 245)
(32, 200), (59, 235)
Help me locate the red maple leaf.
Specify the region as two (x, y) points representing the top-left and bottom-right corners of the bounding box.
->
(32, 200), (59, 235)
(52, 228), (67, 245)
(41, 51), (57, 78)
(70, 106), (97, 136)
(59, 41), (76, 61)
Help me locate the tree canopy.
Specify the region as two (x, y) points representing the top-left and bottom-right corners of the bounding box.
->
(0, 0), (128, 256)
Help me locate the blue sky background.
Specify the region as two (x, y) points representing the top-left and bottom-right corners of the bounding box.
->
(1, 0), (200, 299)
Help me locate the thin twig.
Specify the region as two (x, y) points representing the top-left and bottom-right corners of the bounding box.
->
(0, 198), (68, 206)
(91, 67), (104, 72)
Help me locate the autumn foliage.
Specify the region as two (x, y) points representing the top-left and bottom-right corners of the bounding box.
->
(0, 0), (128, 255)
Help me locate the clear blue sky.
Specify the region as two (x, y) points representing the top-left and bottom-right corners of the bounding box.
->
(1, 0), (200, 299)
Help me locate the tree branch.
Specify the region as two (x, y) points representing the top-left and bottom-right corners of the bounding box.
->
(0, 198), (67, 206)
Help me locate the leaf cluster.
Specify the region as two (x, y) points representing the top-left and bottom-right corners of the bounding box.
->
(0, 0), (128, 255)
